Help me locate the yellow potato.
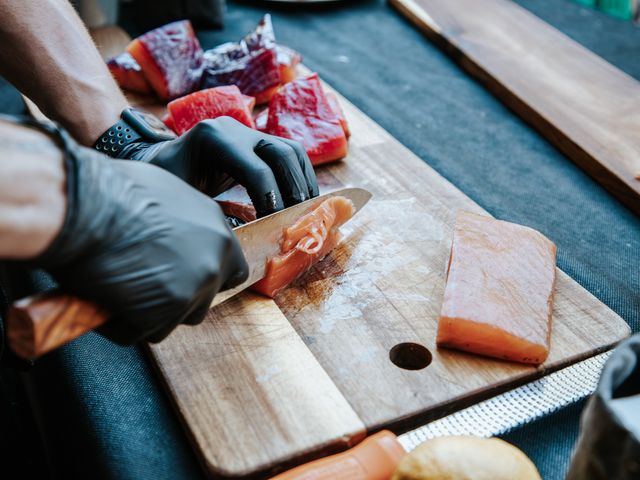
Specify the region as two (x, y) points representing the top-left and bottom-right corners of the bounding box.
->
(392, 436), (541, 480)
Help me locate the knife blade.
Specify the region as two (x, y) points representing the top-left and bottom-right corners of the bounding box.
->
(213, 187), (372, 307)
(7, 187), (372, 359)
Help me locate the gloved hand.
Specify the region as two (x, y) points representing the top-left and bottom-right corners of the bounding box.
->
(566, 334), (640, 480)
(120, 116), (319, 218)
(31, 120), (248, 345)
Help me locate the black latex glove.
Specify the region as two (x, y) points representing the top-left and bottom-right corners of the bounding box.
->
(120, 116), (319, 218)
(567, 334), (640, 480)
(31, 120), (248, 345)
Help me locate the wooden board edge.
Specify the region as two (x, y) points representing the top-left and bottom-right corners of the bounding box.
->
(145, 293), (368, 479)
(388, 0), (640, 216)
(368, 334), (629, 435)
(145, 343), (367, 479)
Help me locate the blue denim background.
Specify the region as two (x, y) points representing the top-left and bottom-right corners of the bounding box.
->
(0, 0), (638, 478)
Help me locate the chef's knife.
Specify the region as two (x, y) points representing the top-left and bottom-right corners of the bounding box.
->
(7, 187), (372, 359)
(270, 351), (609, 479)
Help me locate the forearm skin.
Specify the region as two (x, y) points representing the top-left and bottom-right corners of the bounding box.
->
(0, 119), (66, 258)
(0, 0), (128, 146)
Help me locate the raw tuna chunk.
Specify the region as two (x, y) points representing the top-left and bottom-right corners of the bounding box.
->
(167, 85), (256, 135)
(161, 112), (176, 132)
(107, 52), (152, 94)
(258, 92), (349, 138)
(127, 20), (203, 101)
(200, 15), (280, 105)
(265, 73), (348, 165)
(276, 44), (301, 84)
(252, 196), (354, 298)
(437, 211), (557, 365)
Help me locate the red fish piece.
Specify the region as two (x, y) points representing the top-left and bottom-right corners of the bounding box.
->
(265, 73), (348, 166)
(258, 93), (349, 138)
(200, 15), (281, 105)
(127, 20), (203, 101)
(251, 196), (354, 298)
(276, 44), (301, 85)
(107, 52), (152, 94)
(167, 85), (256, 135)
(437, 211), (557, 365)
(161, 112), (176, 133)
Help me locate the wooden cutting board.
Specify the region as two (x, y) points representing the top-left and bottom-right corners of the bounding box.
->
(390, 0), (640, 216)
(61, 26), (630, 479)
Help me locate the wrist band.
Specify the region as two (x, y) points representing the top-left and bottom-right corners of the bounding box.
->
(94, 107), (176, 158)
(95, 119), (143, 157)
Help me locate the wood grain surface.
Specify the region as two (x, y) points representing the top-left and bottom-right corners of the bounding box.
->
(389, 0), (640, 216)
(150, 294), (365, 478)
(8, 292), (108, 359)
(26, 26), (630, 478)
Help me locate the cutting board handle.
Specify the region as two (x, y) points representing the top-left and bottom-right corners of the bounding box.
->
(7, 292), (107, 359)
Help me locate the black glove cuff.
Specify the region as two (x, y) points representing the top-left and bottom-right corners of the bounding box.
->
(567, 334), (640, 480)
(20, 121), (83, 270)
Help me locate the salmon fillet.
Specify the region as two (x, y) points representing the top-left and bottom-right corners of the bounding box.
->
(251, 196), (355, 298)
(437, 211), (557, 365)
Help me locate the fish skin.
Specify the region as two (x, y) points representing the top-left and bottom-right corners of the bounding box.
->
(200, 15), (281, 104)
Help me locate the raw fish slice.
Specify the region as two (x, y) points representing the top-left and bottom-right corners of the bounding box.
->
(217, 200), (257, 224)
(251, 196), (355, 298)
(167, 85), (256, 135)
(265, 74), (348, 166)
(200, 15), (281, 104)
(127, 20), (203, 100)
(252, 231), (341, 298)
(281, 196), (353, 252)
(107, 52), (152, 94)
(276, 44), (301, 84)
(437, 211), (557, 365)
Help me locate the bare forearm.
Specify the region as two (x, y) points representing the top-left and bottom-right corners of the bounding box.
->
(0, 120), (66, 259)
(0, 0), (127, 146)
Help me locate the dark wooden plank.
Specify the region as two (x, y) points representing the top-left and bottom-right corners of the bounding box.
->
(390, 0), (640, 215)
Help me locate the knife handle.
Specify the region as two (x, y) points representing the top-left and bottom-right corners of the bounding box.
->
(270, 431), (406, 480)
(7, 292), (107, 359)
